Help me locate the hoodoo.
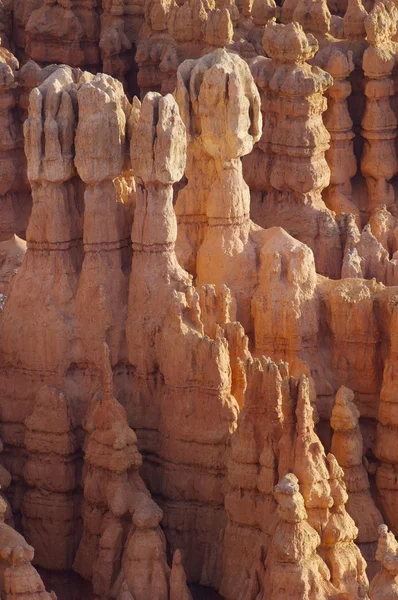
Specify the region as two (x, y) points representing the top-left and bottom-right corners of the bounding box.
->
(1, 1), (398, 599)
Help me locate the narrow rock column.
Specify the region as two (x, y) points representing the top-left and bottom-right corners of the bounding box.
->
(263, 473), (340, 600)
(175, 48), (262, 332)
(375, 303), (398, 536)
(361, 3), (398, 213)
(0, 68), (83, 512)
(170, 550), (193, 600)
(0, 497), (56, 600)
(22, 386), (80, 571)
(100, 0), (133, 89)
(74, 73), (134, 368)
(0, 47), (31, 246)
(135, 0), (178, 96)
(260, 21), (341, 278)
(343, 0), (368, 40)
(251, 229), (324, 390)
(220, 357), (296, 600)
(369, 524), (398, 599)
(174, 50), (220, 277)
(331, 386), (383, 577)
(125, 89), (191, 468)
(293, 375), (332, 534)
(73, 344), (176, 600)
(202, 8), (234, 51)
(127, 90), (190, 376)
(323, 454), (369, 598)
(14, 66), (81, 374)
(248, 0), (277, 54)
(127, 89), (239, 586)
(293, 377), (370, 598)
(195, 49), (261, 332)
(292, 0), (332, 41)
(321, 48), (359, 220)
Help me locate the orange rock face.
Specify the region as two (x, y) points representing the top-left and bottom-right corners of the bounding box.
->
(3, 1), (398, 599)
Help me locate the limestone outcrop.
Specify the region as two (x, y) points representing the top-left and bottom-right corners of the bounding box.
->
(135, 0), (240, 97)
(331, 386), (383, 577)
(22, 385), (80, 571)
(175, 48), (262, 332)
(0, 496), (56, 600)
(74, 72), (133, 368)
(369, 524), (398, 600)
(361, 2), (398, 213)
(4, 3), (398, 600)
(127, 82), (239, 586)
(246, 21), (342, 278)
(264, 473), (340, 600)
(73, 343), (192, 600)
(0, 46), (30, 251)
(22, 0), (142, 94)
(220, 356), (295, 600)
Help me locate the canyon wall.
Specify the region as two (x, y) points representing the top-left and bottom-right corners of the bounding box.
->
(2, 0), (398, 599)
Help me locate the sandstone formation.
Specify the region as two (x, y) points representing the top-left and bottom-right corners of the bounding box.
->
(293, 376), (369, 598)
(22, 385), (80, 571)
(0, 235), (26, 298)
(175, 47), (262, 332)
(135, 0), (240, 97)
(321, 48), (359, 220)
(0, 58), (135, 583)
(22, 0), (142, 94)
(74, 71), (134, 369)
(0, 435), (14, 529)
(0, 45), (30, 277)
(220, 356), (294, 600)
(323, 453), (369, 597)
(246, 20), (342, 278)
(74, 343), (192, 600)
(375, 298), (398, 536)
(220, 352), (369, 599)
(4, 1), (398, 600)
(264, 473), (340, 600)
(369, 524), (398, 600)
(331, 386), (383, 577)
(127, 80), (239, 586)
(0, 496), (56, 600)
(361, 1), (398, 213)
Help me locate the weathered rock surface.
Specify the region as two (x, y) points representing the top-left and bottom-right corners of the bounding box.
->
(369, 524), (398, 600)
(22, 385), (80, 571)
(246, 21), (342, 279)
(331, 385), (383, 578)
(74, 343), (192, 600)
(0, 496), (57, 600)
(3, 3), (398, 600)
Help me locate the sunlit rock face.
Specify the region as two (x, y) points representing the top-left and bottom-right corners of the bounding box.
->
(2, 2), (398, 599)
